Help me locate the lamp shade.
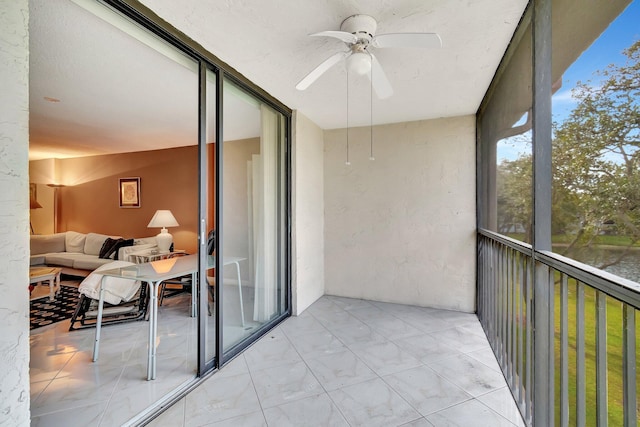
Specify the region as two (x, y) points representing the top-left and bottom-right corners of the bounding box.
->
(147, 210), (179, 228)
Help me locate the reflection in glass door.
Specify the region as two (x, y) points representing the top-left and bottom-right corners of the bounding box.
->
(221, 80), (287, 353)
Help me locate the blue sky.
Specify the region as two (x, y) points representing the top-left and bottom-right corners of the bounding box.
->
(497, 1), (640, 163)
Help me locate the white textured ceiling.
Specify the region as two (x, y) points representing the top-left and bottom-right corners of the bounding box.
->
(29, 0), (528, 160)
(139, 0), (528, 127)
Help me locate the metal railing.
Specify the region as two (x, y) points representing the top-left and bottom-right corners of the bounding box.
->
(477, 229), (639, 427)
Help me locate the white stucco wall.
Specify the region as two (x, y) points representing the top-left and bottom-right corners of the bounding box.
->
(0, 0), (31, 424)
(291, 111), (325, 315)
(324, 116), (477, 312)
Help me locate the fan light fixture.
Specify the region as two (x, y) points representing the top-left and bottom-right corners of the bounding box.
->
(347, 52), (371, 75)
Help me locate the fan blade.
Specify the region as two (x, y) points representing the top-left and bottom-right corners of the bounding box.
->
(296, 51), (350, 91)
(372, 32), (442, 49)
(310, 30), (358, 44)
(369, 53), (393, 99)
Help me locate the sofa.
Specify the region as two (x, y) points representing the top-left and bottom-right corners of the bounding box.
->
(30, 231), (157, 276)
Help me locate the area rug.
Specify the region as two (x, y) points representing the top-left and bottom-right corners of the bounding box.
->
(30, 284), (80, 330)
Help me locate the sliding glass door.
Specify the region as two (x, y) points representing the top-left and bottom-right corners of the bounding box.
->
(220, 80), (288, 355)
(48, 0), (293, 412)
(30, 0), (204, 421)
(200, 72), (289, 370)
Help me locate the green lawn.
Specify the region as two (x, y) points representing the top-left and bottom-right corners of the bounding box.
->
(485, 237), (639, 424)
(504, 233), (640, 247)
(552, 234), (640, 247)
(553, 278), (640, 426)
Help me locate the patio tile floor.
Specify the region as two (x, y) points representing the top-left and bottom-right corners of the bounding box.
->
(150, 295), (525, 427)
(30, 293), (525, 426)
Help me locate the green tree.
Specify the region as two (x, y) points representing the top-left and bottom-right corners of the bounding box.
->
(497, 155), (532, 242)
(553, 40), (640, 262)
(497, 40), (640, 271)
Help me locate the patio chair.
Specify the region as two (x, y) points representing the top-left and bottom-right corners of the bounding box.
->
(158, 230), (216, 313)
(157, 251), (192, 306)
(68, 261), (148, 331)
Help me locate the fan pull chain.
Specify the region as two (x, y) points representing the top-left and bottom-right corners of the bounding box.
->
(370, 55), (374, 161)
(346, 68), (350, 165)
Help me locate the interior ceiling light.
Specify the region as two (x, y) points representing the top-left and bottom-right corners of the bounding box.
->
(44, 96), (61, 103)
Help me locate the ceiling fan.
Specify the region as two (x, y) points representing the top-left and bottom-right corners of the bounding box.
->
(295, 14), (442, 99)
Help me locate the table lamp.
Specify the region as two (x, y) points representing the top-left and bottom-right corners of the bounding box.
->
(147, 210), (179, 253)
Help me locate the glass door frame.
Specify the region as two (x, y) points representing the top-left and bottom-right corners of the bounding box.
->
(216, 74), (292, 368)
(102, 0), (293, 378)
(208, 71), (293, 370)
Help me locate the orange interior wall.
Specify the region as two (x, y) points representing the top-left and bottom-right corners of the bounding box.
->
(55, 145), (214, 254)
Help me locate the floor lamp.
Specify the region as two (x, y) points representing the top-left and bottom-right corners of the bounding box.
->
(47, 184), (65, 233)
(30, 197), (42, 234)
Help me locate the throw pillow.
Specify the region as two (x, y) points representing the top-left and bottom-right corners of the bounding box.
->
(99, 237), (122, 259)
(112, 238), (134, 260)
(65, 231), (87, 253)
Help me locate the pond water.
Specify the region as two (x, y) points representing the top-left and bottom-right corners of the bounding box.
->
(553, 245), (640, 284)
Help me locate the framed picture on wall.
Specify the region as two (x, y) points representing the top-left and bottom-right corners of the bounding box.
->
(119, 177), (141, 208)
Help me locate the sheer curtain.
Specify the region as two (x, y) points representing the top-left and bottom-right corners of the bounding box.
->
(252, 105), (279, 322)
